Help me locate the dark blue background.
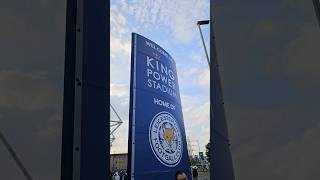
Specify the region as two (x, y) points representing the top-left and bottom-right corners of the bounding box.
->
(129, 33), (191, 180)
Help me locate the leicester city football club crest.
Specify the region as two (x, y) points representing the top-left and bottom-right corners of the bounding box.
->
(149, 111), (183, 167)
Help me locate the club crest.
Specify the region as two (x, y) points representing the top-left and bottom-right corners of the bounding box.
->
(149, 111), (183, 167)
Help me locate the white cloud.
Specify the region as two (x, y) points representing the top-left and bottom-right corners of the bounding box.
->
(110, 0), (211, 154)
(110, 83), (129, 98)
(110, 5), (128, 37)
(197, 68), (210, 88)
(198, 126), (210, 153)
(180, 95), (210, 154)
(117, 0), (210, 43)
(109, 4), (131, 154)
(110, 97), (129, 154)
(110, 5), (132, 85)
(110, 6), (131, 66)
(183, 99), (210, 129)
(111, 119), (129, 154)
(177, 66), (200, 85)
(190, 50), (209, 67)
(110, 90), (130, 154)
(110, 35), (131, 64)
(120, 97), (129, 107)
(191, 52), (206, 65)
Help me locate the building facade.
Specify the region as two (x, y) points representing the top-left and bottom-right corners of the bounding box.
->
(110, 153), (128, 173)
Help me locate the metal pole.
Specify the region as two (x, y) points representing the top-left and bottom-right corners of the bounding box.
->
(0, 131), (33, 180)
(61, 0), (109, 179)
(197, 24), (211, 68)
(110, 104), (123, 123)
(110, 104), (123, 147)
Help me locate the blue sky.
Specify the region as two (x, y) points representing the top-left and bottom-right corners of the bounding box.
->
(110, 0), (210, 155)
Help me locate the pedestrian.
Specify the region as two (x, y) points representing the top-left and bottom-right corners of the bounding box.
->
(192, 168), (198, 180)
(110, 171), (113, 180)
(175, 170), (188, 180)
(119, 171), (123, 179)
(114, 171), (120, 180)
(123, 171), (127, 180)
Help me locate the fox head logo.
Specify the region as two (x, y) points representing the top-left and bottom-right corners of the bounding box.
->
(163, 128), (174, 144)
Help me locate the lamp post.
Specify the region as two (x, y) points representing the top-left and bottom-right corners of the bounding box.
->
(198, 15), (235, 179)
(197, 20), (210, 68)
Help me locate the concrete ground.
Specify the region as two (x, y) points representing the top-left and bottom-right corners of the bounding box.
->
(192, 170), (210, 180)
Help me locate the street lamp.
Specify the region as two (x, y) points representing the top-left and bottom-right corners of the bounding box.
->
(197, 20), (210, 68)
(197, 20), (213, 138)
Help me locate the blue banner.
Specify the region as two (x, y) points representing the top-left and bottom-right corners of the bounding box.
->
(128, 33), (191, 180)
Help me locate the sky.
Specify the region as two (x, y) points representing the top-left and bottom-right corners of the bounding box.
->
(0, 0), (320, 180)
(110, 0), (211, 156)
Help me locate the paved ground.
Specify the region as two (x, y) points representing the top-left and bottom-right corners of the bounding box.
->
(193, 170), (210, 180)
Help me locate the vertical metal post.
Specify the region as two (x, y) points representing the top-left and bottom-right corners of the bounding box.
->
(61, 0), (109, 179)
(61, 0), (77, 178)
(198, 24), (211, 68)
(72, 0), (84, 178)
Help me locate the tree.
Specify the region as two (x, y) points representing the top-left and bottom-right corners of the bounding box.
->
(205, 142), (210, 162)
(189, 155), (197, 165)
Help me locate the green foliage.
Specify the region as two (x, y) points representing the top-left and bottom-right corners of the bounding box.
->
(205, 142), (210, 162)
(189, 155), (198, 165)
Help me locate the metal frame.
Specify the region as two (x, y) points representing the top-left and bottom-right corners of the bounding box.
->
(61, 0), (109, 179)
(72, 0), (84, 178)
(61, 0), (77, 178)
(110, 104), (123, 147)
(128, 33), (138, 180)
(197, 20), (211, 67)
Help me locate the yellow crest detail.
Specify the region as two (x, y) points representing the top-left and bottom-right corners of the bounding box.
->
(163, 128), (174, 144)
